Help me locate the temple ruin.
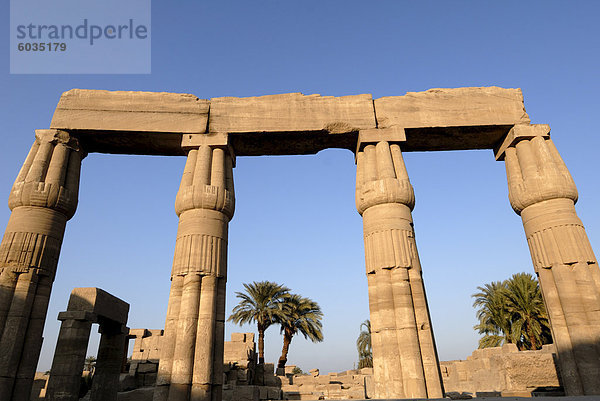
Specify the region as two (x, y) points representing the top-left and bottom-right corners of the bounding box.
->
(0, 86), (598, 400)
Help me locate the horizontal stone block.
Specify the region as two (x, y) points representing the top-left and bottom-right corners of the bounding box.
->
(209, 93), (376, 134)
(375, 87), (530, 152)
(375, 87), (529, 129)
(67, 287), (129, 325)
(51, 89), (209, 134)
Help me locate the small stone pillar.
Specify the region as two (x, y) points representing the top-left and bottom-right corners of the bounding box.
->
(0, 129), (84, 401)
(496, 125), (600, 395)
(355, 134), (443, 399)
(90, 320), (128, 401)
(155, 142), (235, 401)
(45, 288), (129, 401)
(45, 311), (94, 401)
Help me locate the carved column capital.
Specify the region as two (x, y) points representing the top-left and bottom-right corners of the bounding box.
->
(8, 129), (85, 219)
(501, 131), (577, 214)
(174, 145), (235, 219)
(356, 141), (414, 215)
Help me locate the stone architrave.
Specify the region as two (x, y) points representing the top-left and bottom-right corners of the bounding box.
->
(154, 140), (235, 401)
(497, 125), (600, 395)
(355, 139), (443, 399)
(0, 129), (84, 401)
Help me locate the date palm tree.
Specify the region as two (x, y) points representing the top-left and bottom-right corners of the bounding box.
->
(472, 281), (514, 348)
(504, 272), (551, 350)
(356, 319), (372, 368)
(472, 273), (552, 350)
(228, 281), (290, 364)
(275, 294), (323, 369)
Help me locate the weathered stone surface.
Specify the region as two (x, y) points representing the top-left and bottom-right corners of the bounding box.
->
(67, 287), (129, 324)
(440, 344), (560, 395)
(50, 89), (209, 155)
(356, 141), (442, 399)
(500, 130), (600, 396)
(51, 89), (209, 133)
(46, 87), (537, 156)
(46, 288), (129, 401)
(209, 93), (375, 134)
(376, 87), (529, 128)
(375, 87), (530, 151)
(0, 131), (84, 401)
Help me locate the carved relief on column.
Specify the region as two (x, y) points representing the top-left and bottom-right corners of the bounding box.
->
(356, 140), (442, 399)
(500, 125), (600, 395)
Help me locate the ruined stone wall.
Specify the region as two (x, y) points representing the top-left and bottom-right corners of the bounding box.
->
(52, 330), (561, 401)
(280, 368), (373, 400)
(440, 344), (561, 397)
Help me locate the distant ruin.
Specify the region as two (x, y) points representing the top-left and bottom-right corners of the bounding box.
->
(0, 87), (598, 400)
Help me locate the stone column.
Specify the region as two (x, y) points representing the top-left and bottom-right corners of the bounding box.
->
(45, 311), (94, 401)
(0, 129), (83, 401)
(155, 145), (234, 401)
(498, 125), (600, 395)
(90, 321), (128, 401)
(355, 141), (443, 399)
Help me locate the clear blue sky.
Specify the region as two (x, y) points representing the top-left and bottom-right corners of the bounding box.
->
(1, 1), (599, 373)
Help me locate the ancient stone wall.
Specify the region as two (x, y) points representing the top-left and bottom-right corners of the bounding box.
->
(440, 344), (561, 397)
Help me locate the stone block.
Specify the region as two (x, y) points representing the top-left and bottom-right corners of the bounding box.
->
(359, 367), (372, 375)
(67, 287), (129, 325)
(119, 374), (136, 392)
(375, 87), (529, 129)
(128, 328), (149, 338)
(137, 362), (158, 374)
(209, 93), (375, 134)
(143, 372), (157, 387)
(266, 386), (281, 400)
(232, 385), (260, 401)
(284, 365), (296, 375)
(264, 372), (282, 387)
(51, 89), (209, 135)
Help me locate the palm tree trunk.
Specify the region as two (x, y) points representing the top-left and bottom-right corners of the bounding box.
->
(258, 325), (265, 364)
(277, 332), (293, 369)
(526, 319), (538, 350)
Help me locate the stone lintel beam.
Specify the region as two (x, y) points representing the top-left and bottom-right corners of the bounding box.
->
(50, 89), (209, 156)
(128, 328), (151, 339)
(48, 86), (532, 156)
(67, 288), (129, 325)
(494, 124), (551, 161)
(57, 310), (97, 322)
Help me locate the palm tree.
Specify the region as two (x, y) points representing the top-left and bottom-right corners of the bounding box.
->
(504, 273), (552, 350)
(356, 320), (372, 368)
(472, 273), (552, 350)
(472, 281), (514, 348)
(84, 355), (96, 375)
(275, 294), (324, 369)
(228, 281), (290, 364)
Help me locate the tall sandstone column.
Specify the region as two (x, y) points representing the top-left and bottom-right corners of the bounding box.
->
(0, 129), (83, 401)
(154, 145), (234, 401)
(500, 126), (600, 395)
(355, 141), (443, 399)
